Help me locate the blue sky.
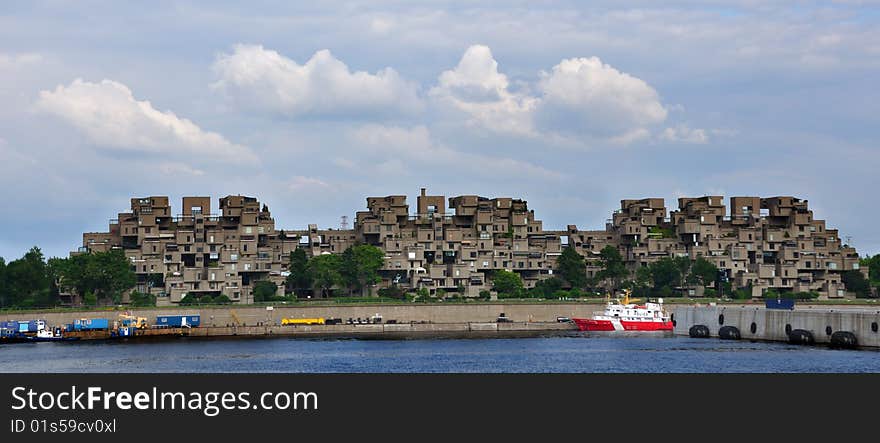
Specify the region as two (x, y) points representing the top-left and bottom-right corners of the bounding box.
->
(1, 1), (878, 260)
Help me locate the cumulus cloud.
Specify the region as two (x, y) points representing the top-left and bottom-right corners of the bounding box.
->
(212, 44), (422, 117)
(430, 45), (537, 135)
(35, 79), (256, 163)
(660, 124), (709, 144)
(536, 56), (668, 137)
(159, 162), (206, 176)
(350, 124), (563, 181)
(430, 46), (673, 143)
(288, 175), (330, 191)
(0, 53), (42, 69)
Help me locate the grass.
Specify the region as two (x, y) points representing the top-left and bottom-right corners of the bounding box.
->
(2, 296), (877, 315)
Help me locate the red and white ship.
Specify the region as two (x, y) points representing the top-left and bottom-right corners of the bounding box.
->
(573, 291), (673, 332)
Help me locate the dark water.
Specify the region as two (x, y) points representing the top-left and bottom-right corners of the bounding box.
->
(2, 334), (878, 373)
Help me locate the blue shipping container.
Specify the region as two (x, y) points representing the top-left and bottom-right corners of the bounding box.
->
(73, 318), (110, 330)
(156, 315), (200, 328)
(765, 299), (795, 310)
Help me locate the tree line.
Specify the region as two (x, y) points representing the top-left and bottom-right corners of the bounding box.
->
(285, 244), (386, 298)
(0, 247), (139, 309)
(2, 244), (877, 308)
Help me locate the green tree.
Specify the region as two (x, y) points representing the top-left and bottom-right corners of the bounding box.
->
(842, 270), (871, 298)
(4, 247), (53, 307)
(128, 291), (156, 307)
(649, 257), (681, 290)
(492, 270), (524, 297)
(673, 256), (691, 288)
(595, 246), (628, 293)
(286, 248), (313, 295)
(689, 257), (718, 287)
(213, 294), (232, 304)
(556, 247), (586, 289)
(54, 249), (136, 305)
(531, 276), (564, 298)
(253, 280), (279, 302)
(339, 245), (385, 296)
(861, 254), (880, 285)
(0, 256), (8, 308)
(308, 254), (342, 297)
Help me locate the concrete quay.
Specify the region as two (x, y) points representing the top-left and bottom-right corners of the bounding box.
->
(0, 302), (601, 329)
(672, 304), (880, 348)
(60, 321), (578, 341)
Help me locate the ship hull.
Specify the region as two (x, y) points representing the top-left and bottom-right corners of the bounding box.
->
(573, 318), (673, 332)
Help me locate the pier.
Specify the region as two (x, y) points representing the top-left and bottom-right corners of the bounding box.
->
(672, 304), (880, 348)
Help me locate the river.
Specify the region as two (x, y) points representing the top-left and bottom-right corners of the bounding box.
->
(2, 334), (878, 373)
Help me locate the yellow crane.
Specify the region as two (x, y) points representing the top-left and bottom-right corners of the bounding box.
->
(118, 313), (148, 329)
(229, 309), (242, 327)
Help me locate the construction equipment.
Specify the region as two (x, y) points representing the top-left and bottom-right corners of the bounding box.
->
(118, 313), (148, 329)
(281, 317), (325, 325)
(229, 309), (242, 326)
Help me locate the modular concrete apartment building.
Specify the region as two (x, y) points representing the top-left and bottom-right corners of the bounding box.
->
(78, 189), (867, 305)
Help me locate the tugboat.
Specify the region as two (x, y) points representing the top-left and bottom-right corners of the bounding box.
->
(572, 290), (673, 332)
(29, 326), (79, 342)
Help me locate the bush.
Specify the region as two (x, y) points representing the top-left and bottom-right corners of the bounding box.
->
(253, 280), (279, 302)
(703, 288), (717, 298)
(129, 291), (156, 307)
(478, 290), (491, 300)
(377, 286), (406, 300)
(212, 294), (232, 304)
(83, 292), (98, 307)
(658, 286), (673, 298)
(732, 288), (751, 300)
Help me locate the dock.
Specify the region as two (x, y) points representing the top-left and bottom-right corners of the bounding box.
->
(60, 321), (578, 341)
(672, 304), (880, 348)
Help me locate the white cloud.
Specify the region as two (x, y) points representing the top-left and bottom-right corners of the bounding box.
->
(352, 124), (563, 181)
(429, 45), (537, 135)
(537, 56), (668, 137)
(288, 175), (330, 191)
(431, 46), (673, 143)
(159, 162), (206, 176)
(660, 124), (709, 144)
(35, 79), (255, 164)
(0, 53), (42, 69)
(212, 44), (422, 117)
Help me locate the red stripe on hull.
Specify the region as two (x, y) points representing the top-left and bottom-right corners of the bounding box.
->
(572, 318), (673, 332)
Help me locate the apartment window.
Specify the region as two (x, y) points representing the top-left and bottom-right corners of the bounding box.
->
(186, 236), (191, 243)
(145, 227), (152, 233)
(210, 272), (216, 281)
(152, 245), (156, 252)
(483, 261), (489, 267)
(209, 235), (214, 243)
(721, 261), (726, 267)
(230, 253), (238, 261)
(244, 263), (251, 271)
(245, 227), (253, 234)
(386, 225), (393, 232)
(243, 244), (248, 252)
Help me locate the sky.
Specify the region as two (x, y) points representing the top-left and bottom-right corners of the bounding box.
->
(1, 1), (878, 260)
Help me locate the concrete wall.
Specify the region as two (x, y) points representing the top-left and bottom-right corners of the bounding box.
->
(0, 303), (602, 329)
(672, 305), (880, 348)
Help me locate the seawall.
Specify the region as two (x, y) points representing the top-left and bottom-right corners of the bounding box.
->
(0, 302), (601, 327)
(672, 305), (880, 348)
